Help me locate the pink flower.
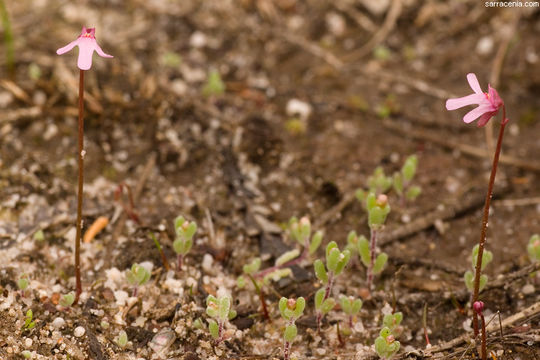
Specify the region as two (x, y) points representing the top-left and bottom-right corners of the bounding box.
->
(56, 26), (113, 70)
(446, 73), (503, 127)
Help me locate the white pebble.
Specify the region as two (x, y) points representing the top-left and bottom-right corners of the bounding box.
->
(476, 36), (494, 55)
(286, 99), (312, 121)
(74, 326), (85, 337)
(202, 254), (214, 274)
(25, 338), (33, 348)
(522, 284), (535, 295)
(51, 317), (65, 329)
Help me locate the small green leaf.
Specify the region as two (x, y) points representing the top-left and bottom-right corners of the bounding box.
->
(116, 330), (128, 348)
(351, 299), (363, 315)
(228, 309), (237, 320)
(218, 296), (231, 321)
(402, 155), (417, 182)
(237, 276), (246, 288)
(325, 241), (338, 259)
(314, 259), (328, 284)
(366, 192), (377, 211)
(327, 248), (341, 273)
(279, 297), (288, 319)
(293, 297), (305, 318)
(314, 288), (325, 309)
(479, 274), (488, 292)
(275, 249), (300, 266)
(334, 249), (351, 275)
(18, 277), (29, 291)
(174, 216), (186, 233)
(202, 69), (225, 98)
(355, 188), (366, 203)
(320, 298), (335, 314)
(59, 292), (75, 308)
(208, 319), (219, 339)
(340, 296), (352, 314)
(375, 336), (388, 357)
(284, 324), (297, 342)
(309, 231), (323, 255)
(357, 236), (371, 267)
(528, 234), (540, 262)
(406, 186), (421, 200)
(368, 207), (385, 227)
(373, 252), (388, 274)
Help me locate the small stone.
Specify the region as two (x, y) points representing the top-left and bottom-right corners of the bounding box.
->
(24, 338), (33, 348)
(190, 31), (207, 48)
(51, 317), (65, 329)
(201, 254), (214, 274)
(476, 36), (494, 55)
(74, 326), (85, 337)
(522, 284), (535, 295)
(286, 99), (312, 121)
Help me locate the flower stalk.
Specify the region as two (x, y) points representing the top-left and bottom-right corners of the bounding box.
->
(472, 105), (507, 335)
(74, 69), (85, 304)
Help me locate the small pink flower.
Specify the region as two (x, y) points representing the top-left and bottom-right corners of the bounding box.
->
(446, 73), (503, 127)
(473, 301), (484, 314)
(56, 26), (113, 70)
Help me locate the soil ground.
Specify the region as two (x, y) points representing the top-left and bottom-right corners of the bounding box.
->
(1, 0), (539, 359)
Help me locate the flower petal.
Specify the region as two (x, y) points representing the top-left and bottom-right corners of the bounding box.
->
(94, 43), (113, 58)
(463, 104), (493, 124)
(77, 39), (96, 70)
(467, 73), (483, 94)
(56, 39), (79, 55)
(446, 93), (484, 110)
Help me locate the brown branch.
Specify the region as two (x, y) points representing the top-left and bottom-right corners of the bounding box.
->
(382, 119), (540, 172)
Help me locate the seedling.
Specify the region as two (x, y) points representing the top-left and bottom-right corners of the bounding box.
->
(446, 73), (507, 335)
(18, 275), (29, 296)
(125, 263), (151, 297)
(115, 330), (128, 349)
(59, 292), (75, 308)
(374, 327), (400, 360)
(279, 297), (305, 360)
(173, 216), (197, 272)
(527, 234), (540, 263)
(314, 241), (350, 331)
(464, 245), (493, 294)
(23, 309), (36, 330)
(56, 26), (113, 304)
(392, 155), (421, 204)
(339, 295), (363, 332)
(382, 312), (403, 338)
(206, 295), (236, 345)
(238, 217), (321, 321)
(356, 193), (391, 290)
(356, 167), (393, 203)
(21, 350), (32, 359)
(202, 69), (225, 97)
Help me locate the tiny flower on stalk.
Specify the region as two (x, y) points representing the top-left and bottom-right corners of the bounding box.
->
(56, 26), (113, 70)
(445, 73), (504, 127)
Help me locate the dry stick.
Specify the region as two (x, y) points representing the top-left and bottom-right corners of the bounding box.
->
(472, 109), (508, 337)
(74, 69), (85, 305)
(382, 119), (540, 173)
(343, 0), (402, 62)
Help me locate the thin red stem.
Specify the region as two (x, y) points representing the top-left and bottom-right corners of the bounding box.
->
(479, 312), (487, 360)
(472, 107), (507, 335)
(253, 240), (310, 280)
(74, 69), (85, 305)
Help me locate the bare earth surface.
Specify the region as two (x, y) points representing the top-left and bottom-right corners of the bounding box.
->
(1, 0), (539, 359)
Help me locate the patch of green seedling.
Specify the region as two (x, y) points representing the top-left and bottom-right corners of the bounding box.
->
(314, 241), (350, 332)
(374, 327), (400, 360)
(527, 234), (540, 263)
(173, 215), (197, 272)
(279, 297), (305, 360)
(125, 263), (151, 297)
(202, 69), (225, 97)
(339, 295), (363, 334)
(206, 295), (237, 345)
(464, 244), (493, 294)
(237, 217), (321, 321)
(355, 193), (391, 290)
(392, 155), (421, 204)
(22, 309), (36, 330)
(59, 292), (75, 308)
